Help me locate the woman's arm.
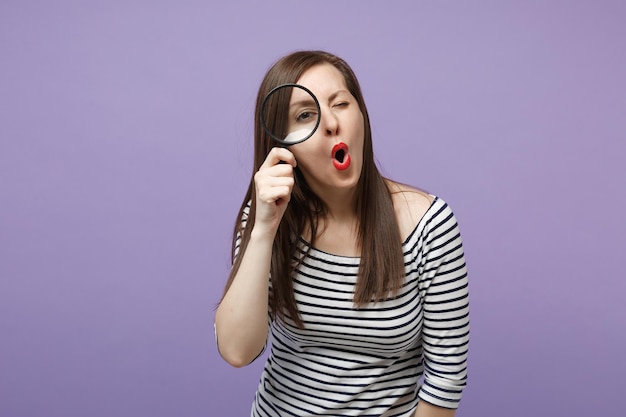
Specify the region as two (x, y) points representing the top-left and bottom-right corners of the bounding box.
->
(215, 226), (274, 367)
(414, 401), (456, 417)
(215, 148), (296, 367)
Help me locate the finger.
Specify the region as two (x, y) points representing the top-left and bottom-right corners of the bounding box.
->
(254, 171), (295, 194)
(260, 147), (297, 169)
(256, 174), (294, 202)
(257, 185), (294, 205)
(260, 162), (295, 178)
(254, 164), (294, 188)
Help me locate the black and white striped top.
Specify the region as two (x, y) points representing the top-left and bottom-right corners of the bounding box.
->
(245, 196), (469, 416)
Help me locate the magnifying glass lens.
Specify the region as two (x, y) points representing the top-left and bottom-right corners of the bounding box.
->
(260, 84), (321, 146)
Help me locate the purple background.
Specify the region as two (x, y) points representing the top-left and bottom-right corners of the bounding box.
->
(1, 1), (624, 416)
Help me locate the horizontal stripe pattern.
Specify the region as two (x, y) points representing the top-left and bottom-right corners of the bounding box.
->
(250, 197), (469, 416)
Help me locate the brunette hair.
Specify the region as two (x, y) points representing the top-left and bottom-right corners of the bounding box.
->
(223, 50), (404, 328)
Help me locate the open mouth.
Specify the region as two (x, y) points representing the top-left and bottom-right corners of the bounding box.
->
(331, 142), (351, 170)
(334, 148), (346, 163)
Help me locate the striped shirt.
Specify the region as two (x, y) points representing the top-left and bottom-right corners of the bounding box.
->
(240, 197), (469, 416)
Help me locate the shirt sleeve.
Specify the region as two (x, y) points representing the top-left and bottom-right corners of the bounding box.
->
(232, 202), (250, 261)
(416, 199), (470, 409)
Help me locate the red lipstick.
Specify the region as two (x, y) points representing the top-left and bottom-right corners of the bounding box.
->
(331, 142), (351, 171)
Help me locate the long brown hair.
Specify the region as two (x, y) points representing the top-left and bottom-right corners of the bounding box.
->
(222, 51), (404, 328)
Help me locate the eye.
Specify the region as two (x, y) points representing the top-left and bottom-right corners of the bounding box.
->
(296, 110), (317, 123)
(333, 102), (349, 108)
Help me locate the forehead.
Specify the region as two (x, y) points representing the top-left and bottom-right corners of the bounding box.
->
(295, 63), (348, 98)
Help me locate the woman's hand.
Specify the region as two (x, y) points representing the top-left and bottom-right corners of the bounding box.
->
(253, 147), (297, 236)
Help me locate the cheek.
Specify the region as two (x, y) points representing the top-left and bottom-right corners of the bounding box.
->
(290, 137), (326, 160)
(352, 113), (365, 144)
(289, 144), (317, 175)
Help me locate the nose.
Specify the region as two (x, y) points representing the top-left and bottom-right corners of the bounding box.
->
(320, 106), (339, 136)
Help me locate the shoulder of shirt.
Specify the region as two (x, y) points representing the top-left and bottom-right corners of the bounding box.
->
(386, 180), (442, 239)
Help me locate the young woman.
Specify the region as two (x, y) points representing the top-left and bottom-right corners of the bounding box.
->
(215, 50), (470, 417)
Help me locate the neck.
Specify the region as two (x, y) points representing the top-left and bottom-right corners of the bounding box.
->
(309, 187), (361, 256)
(317, 186), (359, 223)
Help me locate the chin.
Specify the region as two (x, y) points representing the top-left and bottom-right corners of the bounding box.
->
(333, 165), (362, 188)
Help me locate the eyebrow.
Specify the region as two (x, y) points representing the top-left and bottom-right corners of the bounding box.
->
(328, 90), (351, 102)
(289, 98), (317, 110)
(288, 89), (351, 110)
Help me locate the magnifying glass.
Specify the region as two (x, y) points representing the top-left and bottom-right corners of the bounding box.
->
(260, 83), (321, 146)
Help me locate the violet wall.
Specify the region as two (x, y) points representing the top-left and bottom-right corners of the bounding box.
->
(1, 1), (624, 416)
